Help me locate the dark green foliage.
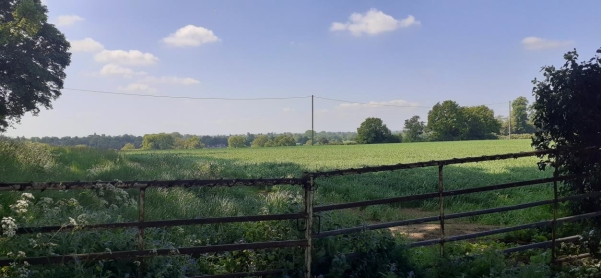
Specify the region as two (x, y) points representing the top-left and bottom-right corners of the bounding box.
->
(531, 47), (601, 217)
(312, 231), (414, 278)
(427, 101), (467, 141)
(403, 115), (426, 142)
(428, 101), (501, 141)
(227, 135), (246, 148)
(512, 97), (536, 134)
(318, 137), (329, 145)
(142, 133), (175, 150)
(356, 117), (399, 144)
(273, 135), (296, 146)
(0, 0), (71, 132)
(464, 105), (501, 140)
(29, 134), (143, 149)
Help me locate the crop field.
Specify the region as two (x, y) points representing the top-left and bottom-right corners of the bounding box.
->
(0, 139), (568, 277)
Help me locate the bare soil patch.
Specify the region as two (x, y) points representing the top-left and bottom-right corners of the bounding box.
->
(388, 209), (500, 241)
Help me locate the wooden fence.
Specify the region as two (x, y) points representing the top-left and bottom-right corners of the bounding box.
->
(0, 147), (599, 277)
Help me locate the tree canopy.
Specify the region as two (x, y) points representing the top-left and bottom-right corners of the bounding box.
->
(356, 117), (399, 144)
(531, 48), (601, 217)
(427, 100), (467, 141)
(511, 96), (535, 134)
(228, 135), (246, 148)
(427, 101), (500, 141)
(464, 105), (501, 140)
(403, 115), (426, 142)
(0, 0), (71, 132)
(142, 133), (175, 150)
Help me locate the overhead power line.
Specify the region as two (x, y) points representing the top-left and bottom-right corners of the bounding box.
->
(63, 88), (311, 101)
(314, 96), (431, 108)
(64, 87), (511, 108)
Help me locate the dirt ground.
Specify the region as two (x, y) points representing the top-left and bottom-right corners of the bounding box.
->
(386, 209), (499, 241)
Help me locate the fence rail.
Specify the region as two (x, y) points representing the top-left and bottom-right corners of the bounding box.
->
(1, 147), (598, 277)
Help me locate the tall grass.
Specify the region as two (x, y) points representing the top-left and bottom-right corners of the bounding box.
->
(0, 140), (570, 277)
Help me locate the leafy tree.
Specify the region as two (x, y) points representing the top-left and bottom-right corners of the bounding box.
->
(496, 115), (510, 136)
(531, 48), (601, 217)
(463, 105), (501, 139)
(356, 117), (397, 144)
(228, 135), (246, 148)
(173, 137), (186, 149)
(427, 100), (467, 141)
(183, 136), (203, 149)
(305, 140), (313, 146)
(121, 143), (135, 151)
(264, 139), (275, 147)
(273, 135), (296, 147)
(0, 0), (71, 132)
(512, 97), (535, 134)
(403, 115), (426, 142)
(318, 137), (329, 145)
(245, 132), (255, 147)
(251, 135), (270, 147)
(142, 133), (174, 150)
(296, 135), (309, 145)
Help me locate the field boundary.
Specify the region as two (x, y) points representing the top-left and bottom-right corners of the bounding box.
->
(1, 147), (599, 277)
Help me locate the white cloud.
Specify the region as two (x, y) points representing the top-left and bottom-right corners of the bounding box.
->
(522, 37), (574, 50)
(162, 25), (220, 47)
(117, 83), (157, 93)
(69, 38), (104, 53)
(337, 99), (420, 109)
(139, 76), (200, 85)
(56, 15), (84, 27)
(330, 9), (420, 36)
(94, 50), (159, 66)
(100, 64), (147, 78)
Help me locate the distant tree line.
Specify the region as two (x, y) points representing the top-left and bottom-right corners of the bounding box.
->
(356, 96), (536, 144)
(399, 97), (535, 142)
(5, 97), (535, 149)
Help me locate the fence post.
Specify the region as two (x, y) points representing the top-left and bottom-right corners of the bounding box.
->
(304, 175), (314, 278)
(551, 151), (560, 263)
(438, 163), (445, 257)
(138, 188), (146, 275)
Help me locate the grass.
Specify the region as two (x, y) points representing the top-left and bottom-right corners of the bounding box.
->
(0, 139), (571, 277)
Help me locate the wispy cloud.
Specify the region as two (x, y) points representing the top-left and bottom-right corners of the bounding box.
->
(69, 38), (104, 53)
(117, 83), (157, 93)
(56, 15), (84, 27)
(139, 76), (199, 85)
(521, 37), (574, 50)
(162, 25), (220, 47)
(100, 64), (147, 78)
(95, 50), (159, 66)
(330, 9), (420, 36)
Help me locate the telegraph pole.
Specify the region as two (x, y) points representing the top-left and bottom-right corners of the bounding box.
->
(508, 101), (511, 140)
(311, 95), (314, 145)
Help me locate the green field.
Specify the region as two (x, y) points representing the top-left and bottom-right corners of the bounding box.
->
(0, 139), (567, 277)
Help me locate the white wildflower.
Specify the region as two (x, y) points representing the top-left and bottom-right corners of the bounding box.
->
(76, 214), (89, 226)
(68, 217), (77, 226)
(1, 217), (17, 238)
(29, 239), (38, 248)
(10, 200), (29, 214)
(7, 252), (13, 257)
(21, 193), (34, 200)
(105, 248), (112, 254)
(17, 251), (26, 258)
(134, 261), (141, 266)
(67, 198), (79, 206)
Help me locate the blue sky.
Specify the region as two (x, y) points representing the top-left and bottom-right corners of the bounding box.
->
(6, 0), (601, 137)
